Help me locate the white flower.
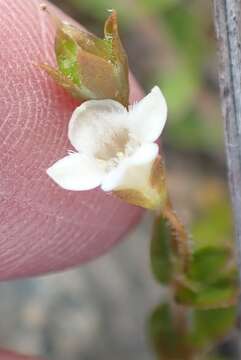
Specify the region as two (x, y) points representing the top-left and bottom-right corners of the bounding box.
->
(47, 86), (167, 193)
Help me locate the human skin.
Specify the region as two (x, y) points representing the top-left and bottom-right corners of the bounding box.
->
(0, 0), (143, 357)
(0, 351), (43, 360)
(0, 0), (143, 280)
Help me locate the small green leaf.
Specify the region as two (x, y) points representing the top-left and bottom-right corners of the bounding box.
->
(149, 302), (236, 358)
(194, 282), (237, 308)
(151, 216), (174, 284)
(188, 247), (231, 284)
(189, 307), (237, 348)
(149, 303), (193, 359)
(149, 303), (176, 350)
(175, 279), (238, 308)
(175, 246), (238, 308)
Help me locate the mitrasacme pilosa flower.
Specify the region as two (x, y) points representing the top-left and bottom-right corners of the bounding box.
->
(47, 86), (168, 209)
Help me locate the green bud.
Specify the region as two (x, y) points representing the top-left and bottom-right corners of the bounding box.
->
(40, 9), (129, 107)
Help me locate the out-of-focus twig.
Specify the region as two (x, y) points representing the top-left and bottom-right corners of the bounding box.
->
(213, 0), (241, 280)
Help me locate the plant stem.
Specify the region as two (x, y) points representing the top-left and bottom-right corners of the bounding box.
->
(162, 199), (190, 272)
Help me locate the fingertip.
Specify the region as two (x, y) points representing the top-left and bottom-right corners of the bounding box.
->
(0, 0), (143, 280)
(0, 350), (44, 360)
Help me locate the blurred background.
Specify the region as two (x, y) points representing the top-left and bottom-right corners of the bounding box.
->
(0, 0), (236, 359)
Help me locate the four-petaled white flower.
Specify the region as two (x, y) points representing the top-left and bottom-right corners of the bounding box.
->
(47, 86), (167, 193)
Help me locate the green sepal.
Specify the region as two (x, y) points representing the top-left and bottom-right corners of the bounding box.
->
(38, 63), (86, 99)
(104, 10), (129, 106)
(60, 24), (111, 60)
(55, 26), (81, 86)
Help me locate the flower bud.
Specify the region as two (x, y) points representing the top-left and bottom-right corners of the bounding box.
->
(40, 9), (129, 107)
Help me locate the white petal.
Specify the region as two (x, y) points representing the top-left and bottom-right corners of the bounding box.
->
(101, 143), (159, 191)
(47, 153), (104, 191)
(128, 86), (167, 142)
(68, 99), (128, 156)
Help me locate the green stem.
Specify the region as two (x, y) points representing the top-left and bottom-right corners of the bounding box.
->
(161, 198), (190, 272)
